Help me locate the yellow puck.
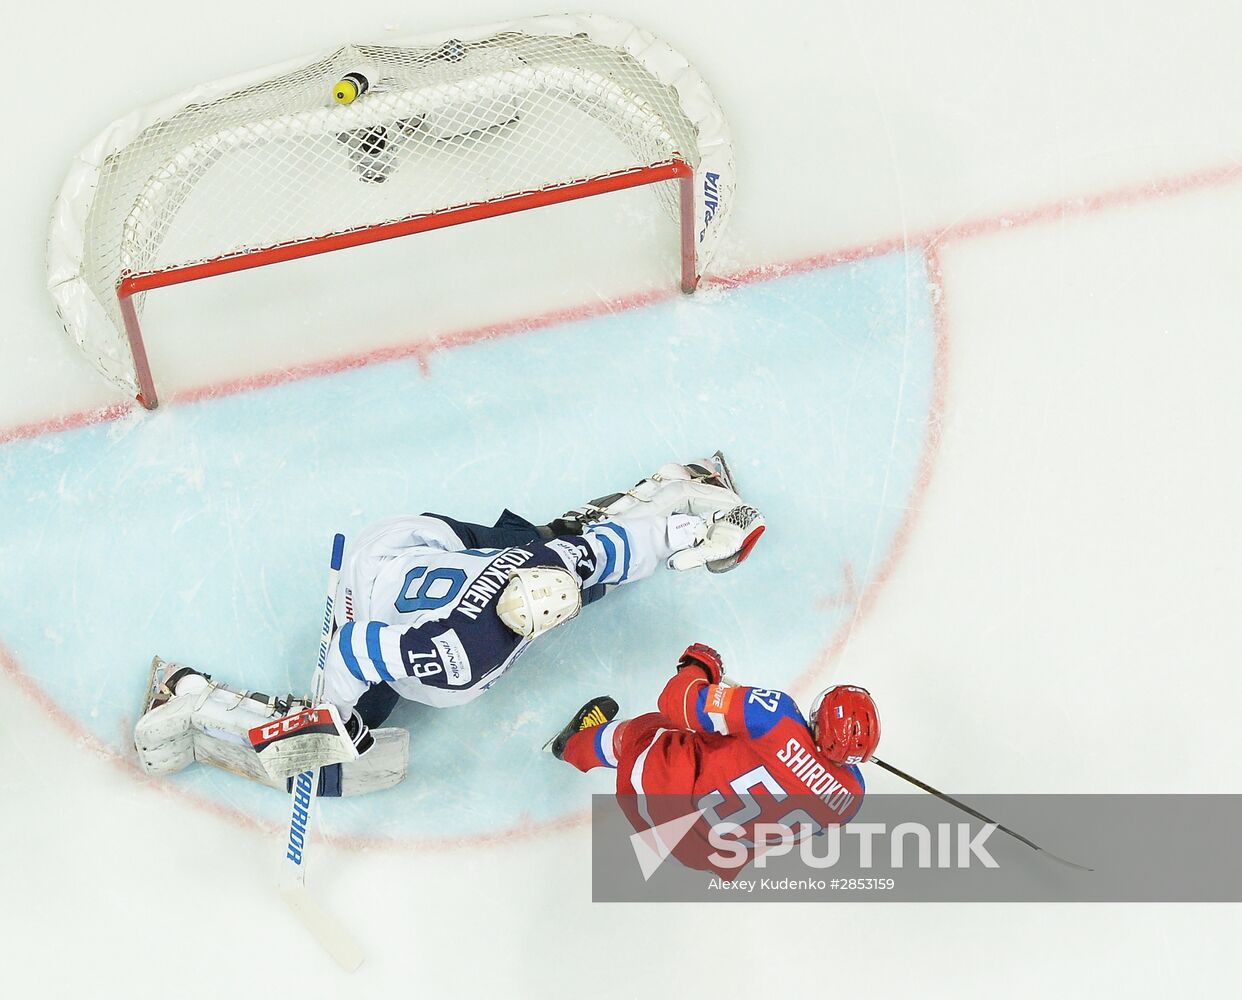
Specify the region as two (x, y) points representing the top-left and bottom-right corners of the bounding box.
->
(333, 79), (359, 105)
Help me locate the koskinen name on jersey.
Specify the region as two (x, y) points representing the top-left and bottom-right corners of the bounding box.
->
(456, 548), (534, 620)
(776, 738), (858, 815)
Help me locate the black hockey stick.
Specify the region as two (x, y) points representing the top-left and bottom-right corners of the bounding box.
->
(871, 757), (1093, 872)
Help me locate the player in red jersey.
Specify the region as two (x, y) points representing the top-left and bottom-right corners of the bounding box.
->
(550, 643), (880, 877)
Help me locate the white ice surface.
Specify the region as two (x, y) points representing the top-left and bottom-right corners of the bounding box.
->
(3, 1), (1242, 997)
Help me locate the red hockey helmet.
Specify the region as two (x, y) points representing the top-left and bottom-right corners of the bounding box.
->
(810, 685), (880, 765)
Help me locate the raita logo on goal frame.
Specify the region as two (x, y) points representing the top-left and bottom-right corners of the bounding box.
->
(699, 172), (722, 241)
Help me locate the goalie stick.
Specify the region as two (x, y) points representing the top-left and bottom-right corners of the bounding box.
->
(277, 533), (364, 971)
(871, 757), (1093, 872)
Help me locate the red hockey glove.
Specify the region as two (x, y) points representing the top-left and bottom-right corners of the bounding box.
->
(677, 642), (724, 684)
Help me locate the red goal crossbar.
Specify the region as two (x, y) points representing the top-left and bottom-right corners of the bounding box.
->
(116, 159), (698, 409)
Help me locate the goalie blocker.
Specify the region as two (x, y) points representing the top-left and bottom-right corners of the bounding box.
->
(133, 658), (408, 797)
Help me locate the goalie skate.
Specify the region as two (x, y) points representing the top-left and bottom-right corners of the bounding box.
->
(704, 450), (739, 494)
(140, 655), (204, 715)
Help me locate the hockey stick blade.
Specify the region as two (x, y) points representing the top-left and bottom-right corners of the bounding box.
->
(281, 886), (364, 972)
(871, 758), (1093, 872)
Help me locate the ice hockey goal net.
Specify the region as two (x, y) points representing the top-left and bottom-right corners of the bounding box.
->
(47, 14), (733, 408)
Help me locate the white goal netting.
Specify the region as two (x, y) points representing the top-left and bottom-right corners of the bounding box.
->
(47, 14), (734, 403)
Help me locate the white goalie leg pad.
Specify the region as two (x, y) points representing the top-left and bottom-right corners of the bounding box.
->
(133, 665), (408, 797)
(589, 462), (745, 525)
(133, 689), (198, 776)
(134, 671), (253, 777)
(337, 727), (409, 796)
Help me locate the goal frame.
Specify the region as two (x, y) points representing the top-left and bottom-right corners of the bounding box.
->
(117, 160), (697, 410)
(48, 14), (735, 411)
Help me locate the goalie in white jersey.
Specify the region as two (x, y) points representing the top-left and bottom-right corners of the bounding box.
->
(133, 455), (765, 796)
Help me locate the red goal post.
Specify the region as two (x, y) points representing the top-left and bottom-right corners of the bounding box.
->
(47, 15), (734, 409)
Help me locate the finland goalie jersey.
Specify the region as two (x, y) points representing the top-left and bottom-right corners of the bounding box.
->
(321, 513), (652, 711)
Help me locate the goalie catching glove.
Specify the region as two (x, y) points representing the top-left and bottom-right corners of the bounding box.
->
(551, 453), (766, 576)
(667, 503), (765, 573)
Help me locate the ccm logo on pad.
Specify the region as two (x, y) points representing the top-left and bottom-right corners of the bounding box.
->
(248, 708), (326, 749)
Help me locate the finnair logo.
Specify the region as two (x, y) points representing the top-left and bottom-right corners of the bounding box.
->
(630, 807), (707, 881)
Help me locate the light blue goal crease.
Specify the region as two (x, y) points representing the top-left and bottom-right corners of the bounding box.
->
(0, 250), (935, 840)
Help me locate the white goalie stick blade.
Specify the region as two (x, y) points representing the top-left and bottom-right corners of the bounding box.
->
(281, 886), (364, 972)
